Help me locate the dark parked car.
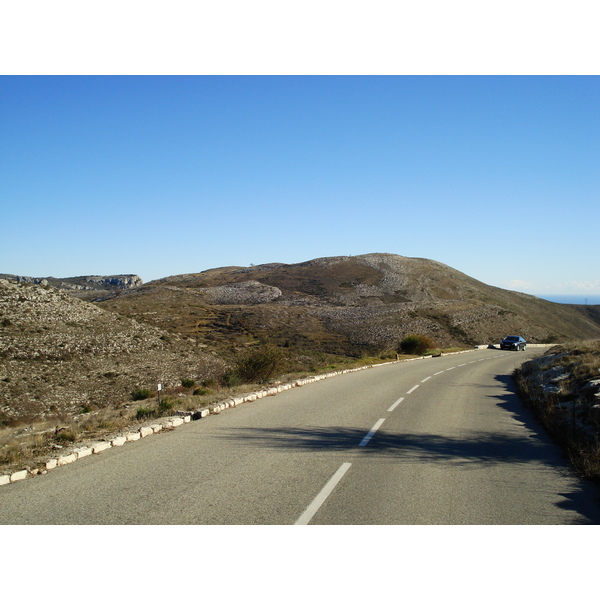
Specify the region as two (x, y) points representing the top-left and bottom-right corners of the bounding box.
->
(500, 335), (526, 351)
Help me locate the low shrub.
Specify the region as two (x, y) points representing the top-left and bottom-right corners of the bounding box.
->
(221, 370), (242, 388)
(54, 428), (77, 443)
(193, 388), (212, 396)
(136, 406), (156, 420)
(131, 387), (153, 401)
(181, 378), (196, 389)
(234, 346), (285, 384)
(158, 397), (178, 413)
(398, 334), (436, 356)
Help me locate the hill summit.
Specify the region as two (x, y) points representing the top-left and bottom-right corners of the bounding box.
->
(101, 253), (600, 353)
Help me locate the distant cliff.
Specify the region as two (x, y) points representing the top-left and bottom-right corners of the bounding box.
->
(0, 274), (142, 300)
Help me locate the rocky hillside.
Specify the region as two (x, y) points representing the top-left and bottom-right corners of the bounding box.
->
(0, 278), (226, 426)
(0, 273), (143, 301)
(101, 253), (600, 354)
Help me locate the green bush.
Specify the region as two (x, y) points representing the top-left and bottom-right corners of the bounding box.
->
(234, 346), (285, 384)
(193, 387), (212, 396)
(158, 397), (180, 414)
(221, 370), (242, 388)
(136, 406), (156, 420)
(398, 334), (436, 356)
(181, 378), (196, 389)
(54, 429), (77, 443)
(131, 387), (153, 401)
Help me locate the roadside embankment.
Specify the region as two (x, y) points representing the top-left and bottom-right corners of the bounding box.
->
(514, 340), (600, 481)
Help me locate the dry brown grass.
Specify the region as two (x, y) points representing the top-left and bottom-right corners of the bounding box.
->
(0, 382), (226, 474)
(553, 339), (600, 377)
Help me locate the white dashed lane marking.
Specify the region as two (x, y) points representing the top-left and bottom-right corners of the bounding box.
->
(294, 462), (352, 525)
(388, 398), (404, 412)
(359, 419), (386, 447)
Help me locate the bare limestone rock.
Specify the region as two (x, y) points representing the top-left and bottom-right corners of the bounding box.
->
(202, 280), (282, 304)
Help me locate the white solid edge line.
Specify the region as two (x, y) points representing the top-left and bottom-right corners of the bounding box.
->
(388, 397), (404, 412)
(294, 462), (352, 525)
(359, 418), (386, 447)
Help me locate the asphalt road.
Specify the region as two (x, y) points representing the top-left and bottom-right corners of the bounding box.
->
(2, 347), (600, 524)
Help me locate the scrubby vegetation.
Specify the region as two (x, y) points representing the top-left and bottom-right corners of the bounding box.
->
(398, 334), (436, 356)
(224, 346), (286, 385)
(0, 278), (227, 429)
(131, 387), (153, 401)
(515, 339), (600, 481)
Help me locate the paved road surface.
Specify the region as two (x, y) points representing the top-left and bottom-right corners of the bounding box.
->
(2, 347), (600, 524)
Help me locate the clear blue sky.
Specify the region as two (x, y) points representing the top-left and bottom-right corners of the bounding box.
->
(1, 75), (598, 297)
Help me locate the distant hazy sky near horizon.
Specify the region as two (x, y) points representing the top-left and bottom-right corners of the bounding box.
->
(2, 75), (598, 296)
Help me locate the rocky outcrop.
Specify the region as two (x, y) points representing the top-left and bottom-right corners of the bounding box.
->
(514, 342), (600, 480)
(0, 274), (143, 294)
(0, 275), (49, 286)
(75, 275), (143, 289)
(515, 344), (600, 441)
(202, 281), (282, 304)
